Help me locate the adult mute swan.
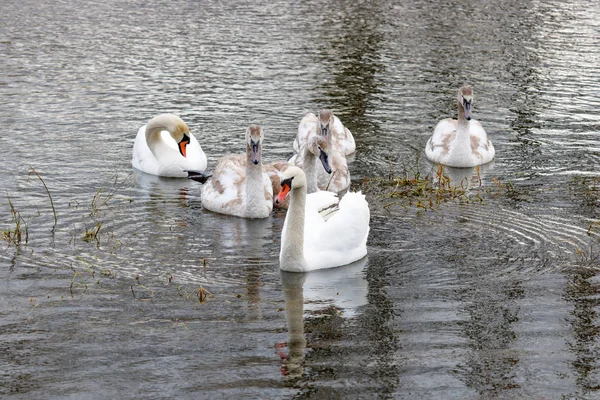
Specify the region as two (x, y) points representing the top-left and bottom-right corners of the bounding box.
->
(266, 135), (333, 209)
(425, 86), (495, 168)
(276, 166), (370, 272)
(132, 114), (207, 177)
(187, 124), (273, 219)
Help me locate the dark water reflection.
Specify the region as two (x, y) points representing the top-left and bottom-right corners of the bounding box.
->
(1, 0), (600, 398)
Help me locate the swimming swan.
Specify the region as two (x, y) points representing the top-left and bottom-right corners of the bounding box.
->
(266, 135), (333, 209)
(293, 110), (356, 156)
(276, 166), (370, 272)
(189, 124), (273, 219)
(290, 114), (350, 193)
(425, 86), (494, 168)
(132, 114), (207, 177)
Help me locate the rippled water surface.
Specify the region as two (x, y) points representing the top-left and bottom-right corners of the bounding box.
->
(1, 0), (600, 398)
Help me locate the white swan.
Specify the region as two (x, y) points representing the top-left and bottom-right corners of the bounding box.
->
(266, 135), (332, 209)
(293, 110), (356, 156)
(276, 166), (370, 272)
(189, 124), (273, 219)
(132, 114), (207, 177)
(425, 86), (495, 168)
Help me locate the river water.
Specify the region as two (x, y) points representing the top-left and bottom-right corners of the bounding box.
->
(1, 0), (600, 398)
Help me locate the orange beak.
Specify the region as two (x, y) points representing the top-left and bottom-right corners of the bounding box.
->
(178, 134), (190, 158)
(275, 183), (291, 204)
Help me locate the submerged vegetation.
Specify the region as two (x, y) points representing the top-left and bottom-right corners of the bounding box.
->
(359, 164), (481, 211)
(358, 161), (535, 212)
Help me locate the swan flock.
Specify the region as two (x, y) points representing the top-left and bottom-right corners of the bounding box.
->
(133, 87), (493, 271)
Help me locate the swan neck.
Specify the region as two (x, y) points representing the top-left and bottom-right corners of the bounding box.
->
(302, 148), (318, 194)
(245, 144), (265, 209)
(145, 125), (169, 155)
(280, 186), (307, 271)
(456, 106), (470, 140)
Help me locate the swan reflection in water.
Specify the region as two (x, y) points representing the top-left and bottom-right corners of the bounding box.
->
(277, 257), (369, 378)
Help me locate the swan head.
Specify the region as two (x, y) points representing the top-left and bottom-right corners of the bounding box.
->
(275, 166), (306, 205)
(307, 135), (332, 174)
(458, 86), (473, 121)
(317, 109), (334, 139)
(146, 114), (192, 157)
(245, 124), (264, 165)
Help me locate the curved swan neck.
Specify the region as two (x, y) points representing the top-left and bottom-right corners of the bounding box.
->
(280, 186), (307, 271)
(302, 147), (319, 194)
(145, 124), (170, 155)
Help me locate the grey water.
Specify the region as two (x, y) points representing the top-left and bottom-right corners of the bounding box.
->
(1, 0), (600, 398)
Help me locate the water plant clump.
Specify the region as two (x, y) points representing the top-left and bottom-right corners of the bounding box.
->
(83, 222), (103, 243)
(359, 164), (479, 211)
(2, 196), (29, 246)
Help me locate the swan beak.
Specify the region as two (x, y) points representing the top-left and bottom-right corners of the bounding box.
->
(251, 141), (260, 165)
(319, 149), (332, 174)
(463, 99), (472, 121)
(320, 125), (328, 137)
(275, 178), (292, 204)
(186, 170), (211, 184)
(179, 134), (191, 157)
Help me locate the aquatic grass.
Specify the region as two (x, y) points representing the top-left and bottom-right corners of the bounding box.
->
(1, 194), (29, 247)
(27, 166), (57, 232)
(130, 275), (155, 299)
(172, 279), (214, 303)
(83, 222), (103, 243)
(571, 176), (600, 208)
(359, 163), (476, 211)
(70, 268), (89, 296)
(91, 173), (133, 216)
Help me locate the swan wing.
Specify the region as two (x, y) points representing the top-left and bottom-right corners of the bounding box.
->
(332, 116), (356, 155)
(132, 125), (160, 175)
(469, 120), (495, 163)
(293, 113), (318, 153)
(201, 154), (247, 215)
(304, 192), (370, 269)
(425, 119), (457, 163)
(186, 133), (208, 171)
(316, 152), (350, 192)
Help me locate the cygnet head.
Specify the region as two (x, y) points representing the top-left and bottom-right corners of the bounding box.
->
(245, 124), (264, 165)
(147, 114), (192, 157)
(307, 135), (332, 174)
(317, 109), (334, 138)
(457, 86), (474, 121)
(275, 166), (306, 205)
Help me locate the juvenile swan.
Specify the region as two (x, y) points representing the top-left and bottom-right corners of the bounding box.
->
(425, 86), (494, 168)
(293, 110), (356, 156)
(266, 135), (333, 209)
(132, 114), (207, 177)
(290, 113), (351, 193)
(276, 166), (370, 272)
(191, 125), (273, 219)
